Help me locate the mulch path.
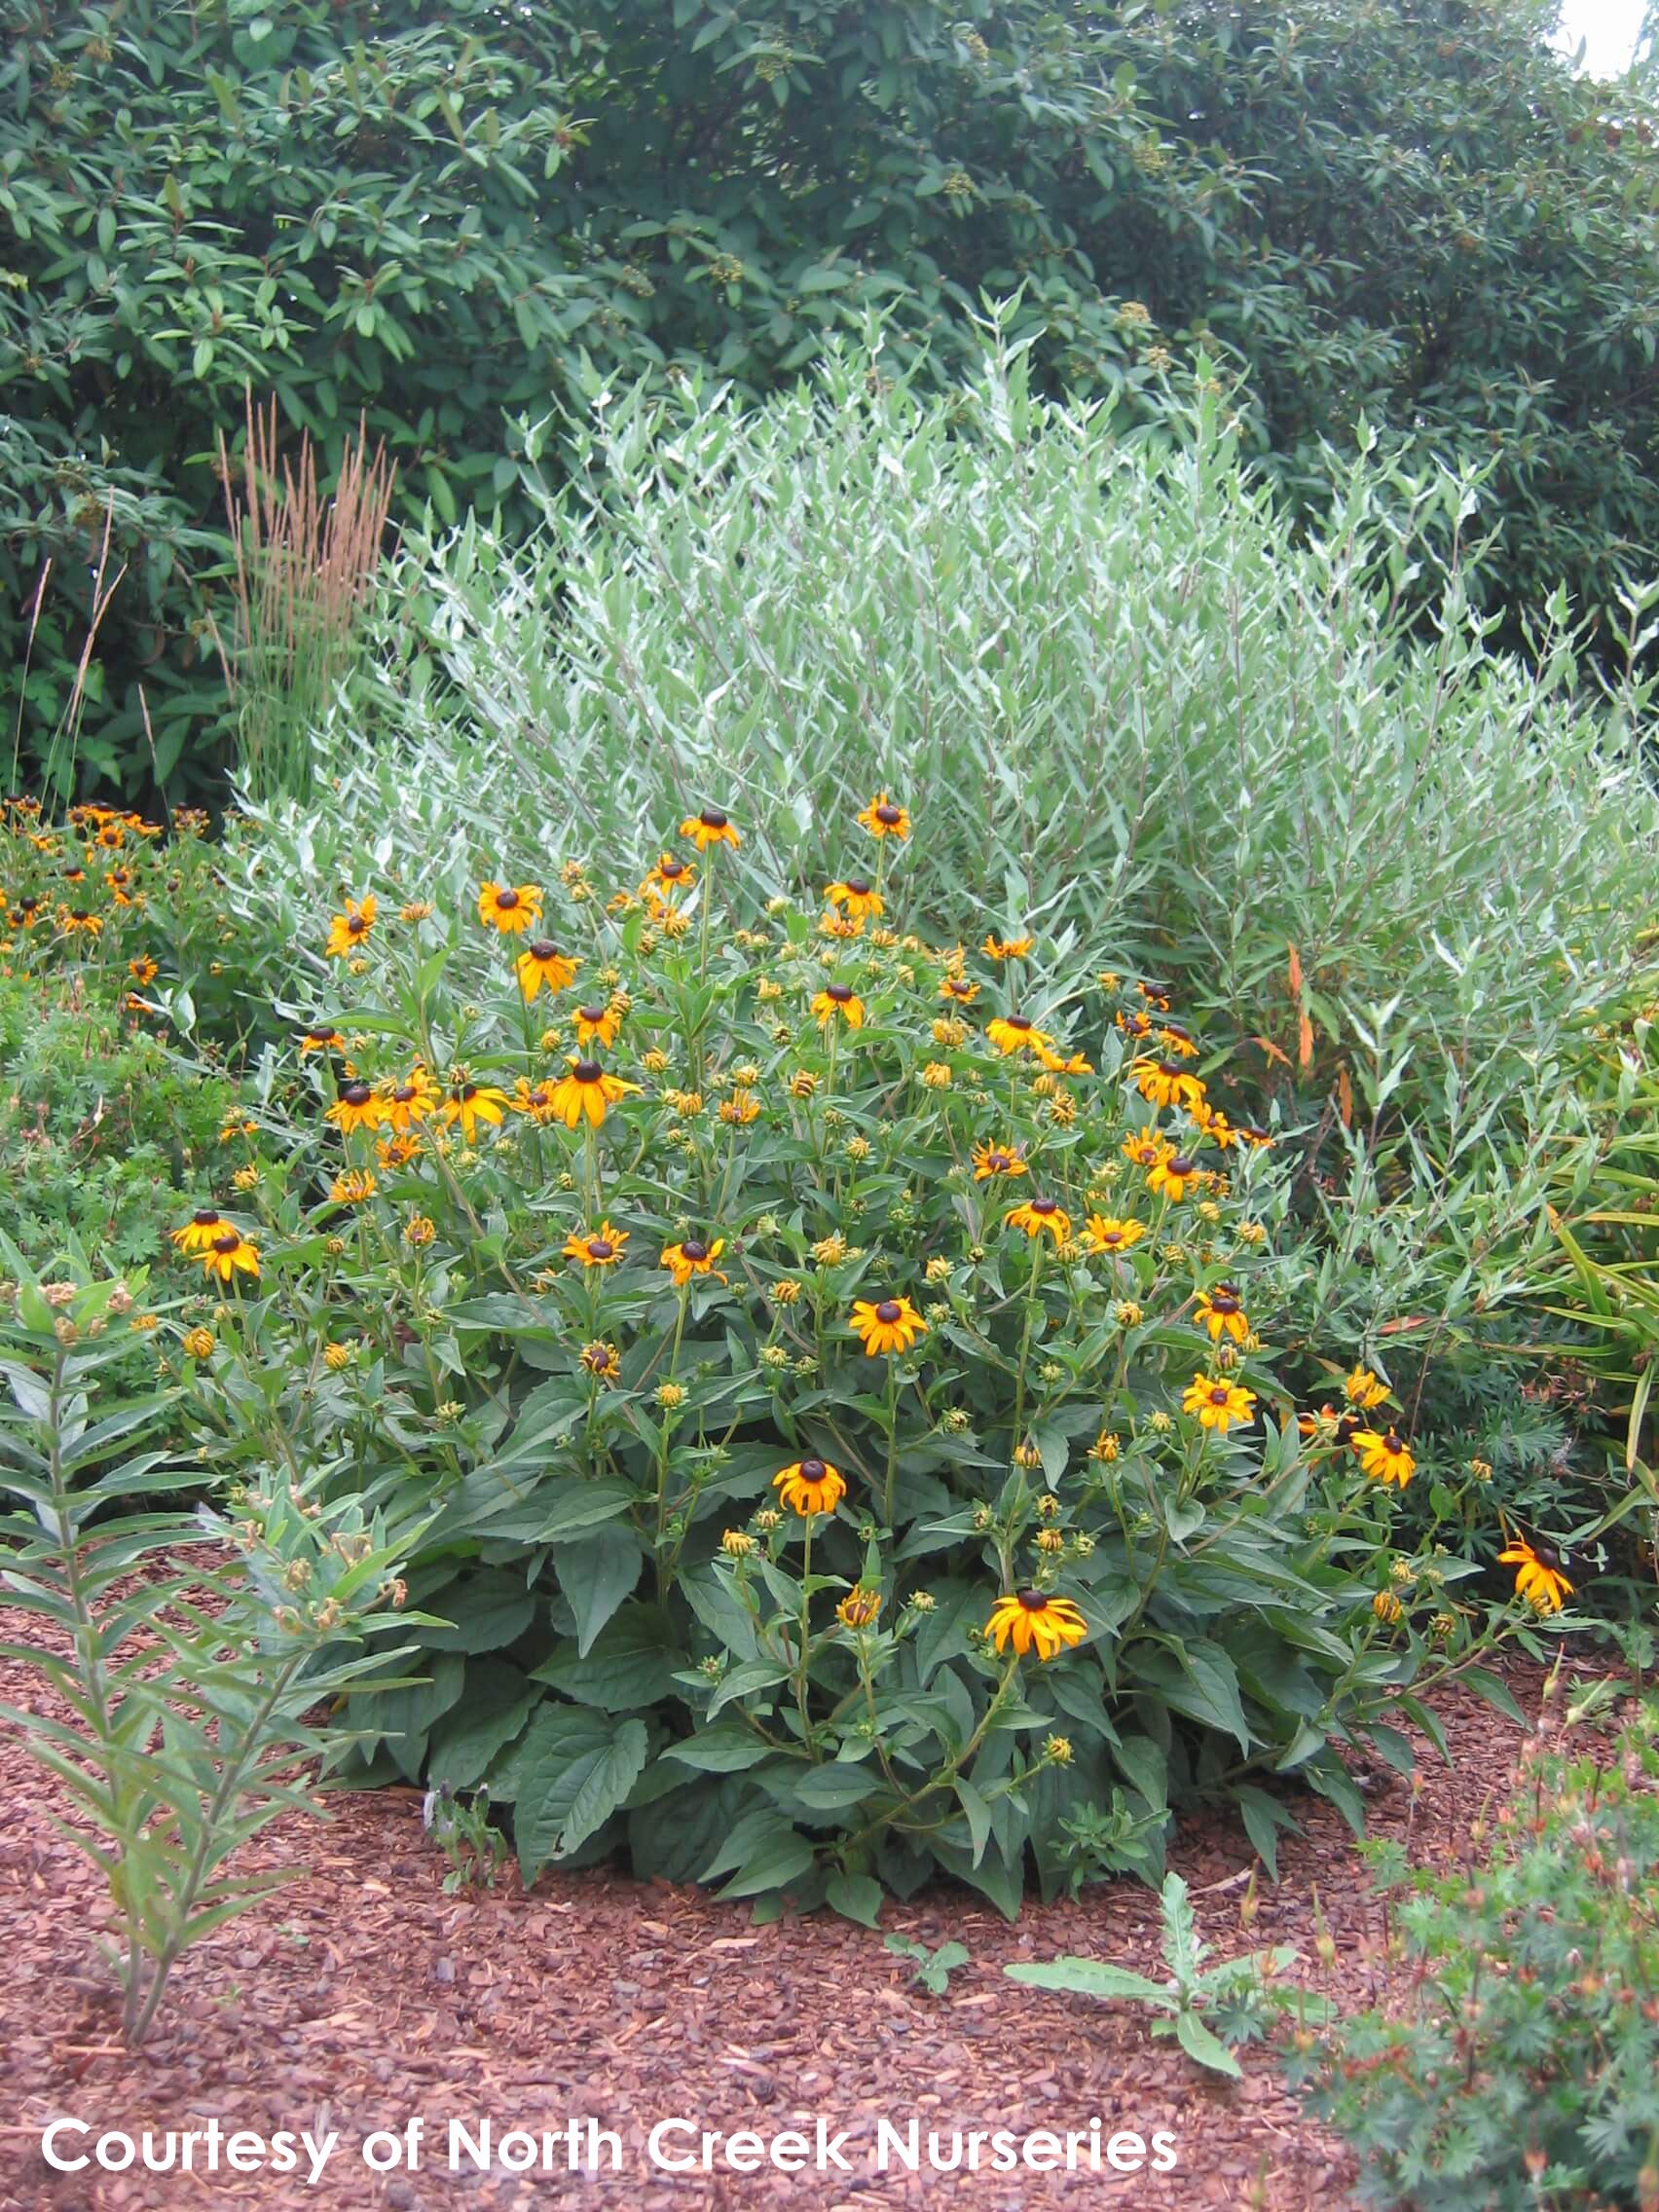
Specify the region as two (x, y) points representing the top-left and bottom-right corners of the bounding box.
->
(0, 1604), (1578, 2212)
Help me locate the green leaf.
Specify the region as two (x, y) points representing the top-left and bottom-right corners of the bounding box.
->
(553, 1526), (641, 1656)
(425, 1661), (536, 1790)
(826, 1870), (884, 1927)
(531, 1605), (682, 1712)
(515, 1707), (646, 1880)
(1173, 2009), (1243, 2079)
(1005, 1959), (1172, 2007)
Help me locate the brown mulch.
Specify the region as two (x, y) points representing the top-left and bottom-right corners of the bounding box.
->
(0, 1607), (1575, 2212)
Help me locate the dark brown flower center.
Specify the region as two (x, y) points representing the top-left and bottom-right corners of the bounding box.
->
(875, 803), (902, 826)
(529, 939), (559, 961)
(1210, 1289), (1240, 1312)
(874, 1299), (902, 1324)
(827, 983), (853, 1003)
(212, 1229), (241, 1254)
(496, 888), (519, 909)
(193, 1208), (220, 1227)
(659, 862), (685, 880)
(988, 1151), (1012, 1170)
(587, 1238), (614, 1260)
(1210, 1386), (1231, 1406)
(578, 1005), (608, 1022)
(1167, 1157), (1196, 1176)
(392, 1084), (417, 1103)
(682, 1239), (709, 1262)
(1006, 1014), (1030, 1030)
(70, 908), (90, 921)
(1016, 1588), (1047, 1611)
(1031, 1198), (1058, 1216)
(799, 1457), (826, 1481)
(699, 808), (727, 830)
(1101, 1230), (1123, 1244)
(342, 1083), (372, 1107)
(573, 1060), (602, 1082)
(845, 877), (870, 897)
(1383, 1430), (1405, 1453)
(458, 1084), (477, 1102)
(349, 912), (367, 934)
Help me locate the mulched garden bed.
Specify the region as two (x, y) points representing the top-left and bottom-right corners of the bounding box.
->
(0, 1614), (1574, 2212)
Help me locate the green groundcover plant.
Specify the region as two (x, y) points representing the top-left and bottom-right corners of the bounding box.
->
(1290, 1679), (1659, 2211)
(131, 802), (1578, 1917)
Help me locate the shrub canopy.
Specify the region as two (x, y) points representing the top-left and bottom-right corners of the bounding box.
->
(4, 0), (1656, 793)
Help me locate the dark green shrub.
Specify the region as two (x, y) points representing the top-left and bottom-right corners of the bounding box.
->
(1291, 1684), (1659, 2211)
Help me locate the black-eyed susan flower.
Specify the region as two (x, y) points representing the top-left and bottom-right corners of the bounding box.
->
(1158, 1022), (1198, 1058)
(1497, 1536), (1573, 1614)
(1235, 1124), (1275, 1151)
(940, 975), (980, 1007)
(1344, 1366), (1389, 1410)
(564, 1222), (629, 1269)
(1372, 1589), (1404, 1625)
(836, 1585), (882, 1629)
(1038, 1046), (1094, 1077)
(548, 1056), (640, 1128)
(986, 1012), (1052, 1056)
(719, 1089), (761, 1124)
(329, 1169), (378, 1204)
(681, 807), (740, 851)
(511, 1077), (559, 1123)
(517, 939), (579, 1000)
(1117, 1006), (1155, 1040)
(1194, 1284), (1250, 1344)
(60, 907), (102, 938)
(1147, 1152), (1201, 1202)
(324, 894), (377, 960)
(972, 1139), (1028, 1182)
(442, 1081), (510, 1142)
(478, 880), (543, 934)
(379, 1067), (440, 1131)
(1137, 978), (1173, 1010)
(642, 854), (697, 900)
(1122, 1125), (1174, 1172)
(1006, 1197), (1071, 1243)
(1189, 1100), (1238, 1149)
(660, 1235), (727, 1288)
(810, 981), (865, 1028)
(171, 1208), (228, 1255)
(824, 877), (884, 923)
(1084, 1214), (1147, 1256)
(327, 1081), (385, 1136)
(572, 1000), (622, 1050)
(129, 955), (159, 985)
(196, 1226), (260, 1283)
(773, 1456), (846, 1518)
(982, 934), (1034, 962)
(849, 1296), (927, 1356)
(856, 792), (910, 839)
(985, 1589), (1088, 1660)
(580, 1340), (622, 1384)
(180, 1326), (216, 1361)
(1182, 1374), (1257, 1433)
(1352, 1426), (1416, 1489)
(1133, 1056), (1206, 1112)
(377, 1130), (424, 1169)
(297, 1024), (345, 1055)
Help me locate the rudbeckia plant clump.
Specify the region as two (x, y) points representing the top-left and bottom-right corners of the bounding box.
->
(163, 804), (1562, 1916)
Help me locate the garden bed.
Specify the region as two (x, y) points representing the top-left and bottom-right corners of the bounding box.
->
(0, 1620), (1567, 2212)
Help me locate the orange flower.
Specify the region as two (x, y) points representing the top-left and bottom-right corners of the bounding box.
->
(1006, 1198), (1071, 1243)
(856, 793), (910, 840)
(324, 895), (377, 960)
(478, 881), (543, 934)
(660, 1235), (728, 1287)
(681, 808), (740, 850)
(824, 876), (885, 923)
(517, 939), (579, 1000)
(986, 1013), (1052, 1056)
(811, 982), (865, 1028)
